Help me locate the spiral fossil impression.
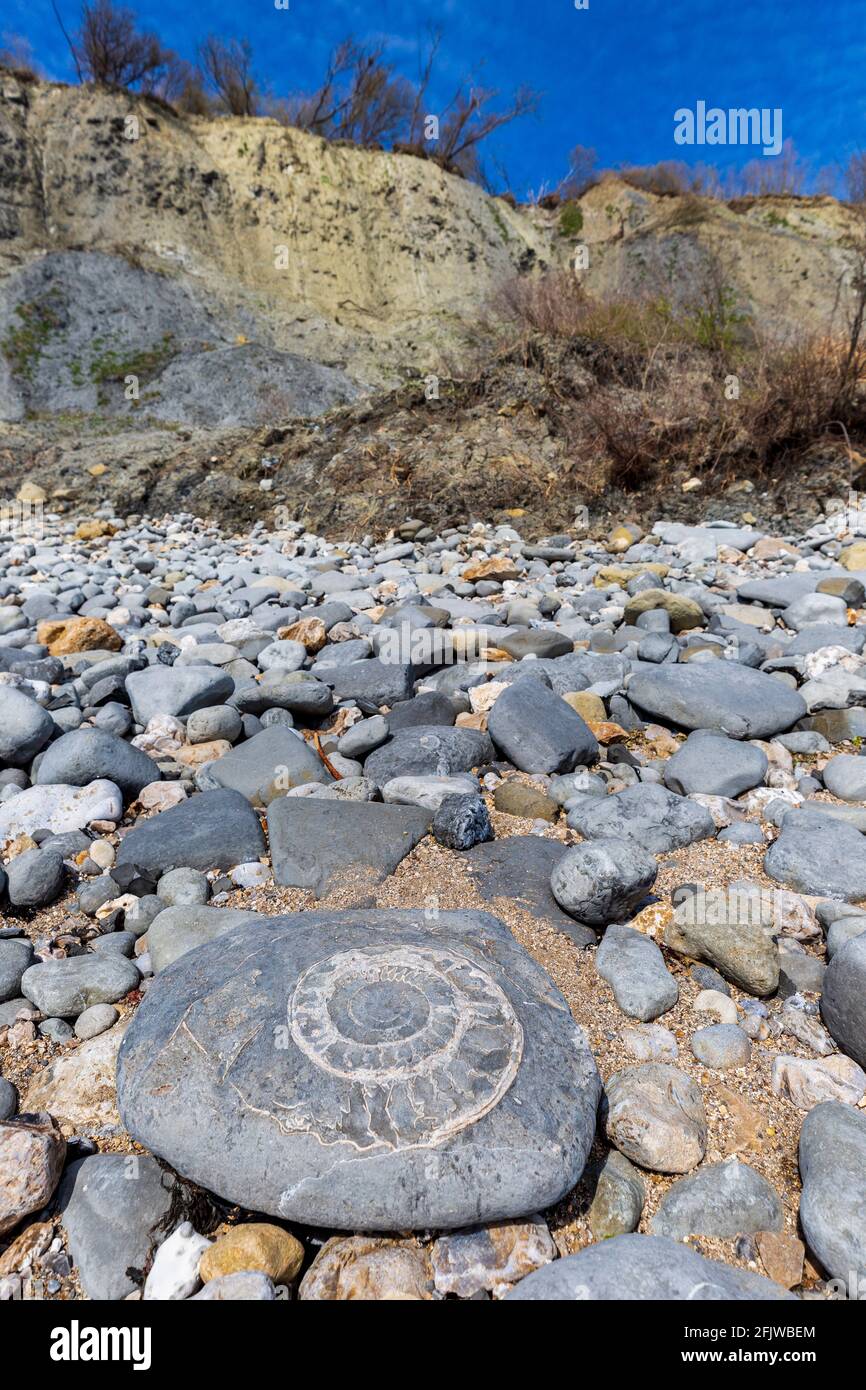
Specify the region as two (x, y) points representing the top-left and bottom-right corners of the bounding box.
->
(287, 944), (524, 1151)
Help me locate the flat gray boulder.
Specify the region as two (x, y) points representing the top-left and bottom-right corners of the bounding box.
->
(364, 726), (493, 785)
(116, 789), (266, 877)
(821, 934), (866, 1069)
(126, 666), (233, 723)
(148, 906), (261, 972)
(505, 1233), (794, 1300)
(488, 676), (598, 774)
(663, 731), (767, 797)
(627, 663), (806, 739)
(324, 659), (415, 705)
(567, 783), (715, 855)
(205, 726), (329, 804)
(596, 924), (678, 1021)
(35, 727), (159, 800)
(21, 953), (140, 1017)
(765, 809), (866, 901)
(382, 774), (478, 811)
(232, 675), (334, 719)
(117, 908), (601, 1231)
(737, 573), (820, 607)
(267, 798), (431, 895)
(650, 1159), (782, 1238)
(799, 1102), (866, 1281)
(59, 1153), (174, 1301)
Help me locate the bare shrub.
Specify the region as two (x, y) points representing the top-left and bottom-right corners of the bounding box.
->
(198, 35), (258, 116)
(484, 245), (866, 494)
(157, 57), (210, 114)
(559, 145), (598, 200)
(618, 161), (694, 196)
(74, 0), (173, 90)
(846, 152), (866, 207)
(0, 32), (39, 78)
(277, 38), (411, 145)
(277, 29), (536, 182)
(736, 139), (808, 196)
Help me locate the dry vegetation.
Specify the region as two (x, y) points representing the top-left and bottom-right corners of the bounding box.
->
(481, 237), (866, 494)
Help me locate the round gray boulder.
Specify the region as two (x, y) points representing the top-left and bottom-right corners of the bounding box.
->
(36, 728), (160, 800)
(799, 1102), (866, 1281)
(0, 687), (54, 767)
(117, 908), (601, 1231)
(663, 731), (767, 797)
(21, 952), (140, 1017)
(822, 753), (866, 803)
(551, 837), (657, 926)
(650, 1159), (782, 1238)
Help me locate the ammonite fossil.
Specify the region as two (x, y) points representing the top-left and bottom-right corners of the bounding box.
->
(284, 944), (524, 1151)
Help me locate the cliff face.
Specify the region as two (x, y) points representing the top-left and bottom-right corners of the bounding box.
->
(1, 72), (864, 429)
(576, 178), (863, 343)
(0, 73), (553, 422)
(0, 73), (863, 533)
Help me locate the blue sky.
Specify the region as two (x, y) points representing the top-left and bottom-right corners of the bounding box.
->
(6, 0), (865, 196)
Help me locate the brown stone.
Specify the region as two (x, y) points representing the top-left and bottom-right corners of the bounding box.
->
(23, 1023), (127, 1136)
(299, 1236), (433, 1301)
(0, 1114), (66, 1237)
(607, 524), (642, 554)
(2, 1018), (37, 1046)
(200, 1223), (304, 1286)
(714, 1084), (766, 1157)
(36, 616), (122, 655)
(455, 711), (487, 730)
(462, 556), (521, 583)
(840, 541), (866, 571)
(493, 781), (558, 821)
(623, 589), (705, 633)
(0, 1220), (54, 1277)
(817, 576), (865, 604)
(642, 724), (681, 756)
(175, 740), (232, 768)
(431, 1217), (556, 1297)
(756, 1231), (805, 1290)
(594, 563), (669, 586)
(630, 902), (674, 938)
(752, 538), (800, 561)
(278, 617), (327, 653)
(587, 720), (628, 744)
(131, 783), (188, 814)
(562, 690), (606, 723)
(74, 519), (116, 540)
